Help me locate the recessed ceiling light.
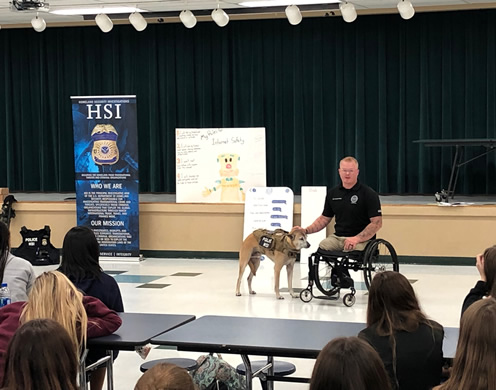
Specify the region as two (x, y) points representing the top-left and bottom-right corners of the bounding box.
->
(240, 0), (340, 7)
(50, 6), (145, 16)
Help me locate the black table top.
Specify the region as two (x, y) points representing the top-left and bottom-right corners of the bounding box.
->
(414, 139), (496, 147)
(88, 312), (196, 351)
(151, 315), (366, 359)
(151, 315), (459, 359)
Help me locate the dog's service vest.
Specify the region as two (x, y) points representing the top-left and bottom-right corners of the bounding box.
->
(252, 229), (300, 258)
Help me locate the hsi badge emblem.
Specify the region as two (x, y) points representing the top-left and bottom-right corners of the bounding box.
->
(351, 195), (358, 204)
(91, 124), (119, 165)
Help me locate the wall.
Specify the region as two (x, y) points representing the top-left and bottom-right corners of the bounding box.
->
(8, 201), (494, 261)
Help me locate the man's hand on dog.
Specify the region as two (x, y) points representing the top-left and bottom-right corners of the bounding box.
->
(344, 236), (361, 251)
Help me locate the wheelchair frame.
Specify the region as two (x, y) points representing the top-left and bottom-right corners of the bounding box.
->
(300, 238), (399, 307)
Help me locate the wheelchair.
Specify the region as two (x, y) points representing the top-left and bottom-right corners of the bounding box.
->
(299, 239), (399, 307)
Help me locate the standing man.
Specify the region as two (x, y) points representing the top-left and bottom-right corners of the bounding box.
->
(302, 156), (382, 252)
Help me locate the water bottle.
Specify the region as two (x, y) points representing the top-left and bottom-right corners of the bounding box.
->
(0, 283), (11, 307)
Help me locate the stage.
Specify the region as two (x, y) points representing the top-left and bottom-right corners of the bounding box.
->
(6, 193), (496, 264)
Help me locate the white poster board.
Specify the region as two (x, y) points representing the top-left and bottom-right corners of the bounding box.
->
(243, 187), (294, 239)
(176, 128), (266, 203)
(300, 186), (327, 264)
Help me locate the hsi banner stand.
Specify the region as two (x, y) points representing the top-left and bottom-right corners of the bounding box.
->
(71, 95), (140, 262)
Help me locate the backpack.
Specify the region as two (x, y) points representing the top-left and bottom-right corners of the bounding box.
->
(192, 354), (246, 390)
(13, 226), (60, 265)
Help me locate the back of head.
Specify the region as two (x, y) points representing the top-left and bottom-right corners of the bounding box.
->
(442, 298), (496, 390)
(2, 318), (79, 390)
(367, 271), (426, 335)
(134, 363), (195, 390)
(20, 271), (87, 353)
(60, 226), (102, 280)
(483, 246), (496, 296)
(310, 337), (391, 390)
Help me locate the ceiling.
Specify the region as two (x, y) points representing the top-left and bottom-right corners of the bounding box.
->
(1, 0), (496, 29)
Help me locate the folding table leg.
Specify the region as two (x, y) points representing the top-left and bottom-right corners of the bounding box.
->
(241, 354), (253, 390)
(106, 349), (114, 390)
(266, 356), (274, 390)
(79, 349), (89, 390)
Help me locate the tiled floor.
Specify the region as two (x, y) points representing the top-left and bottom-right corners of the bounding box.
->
(36, 257), (479, 390)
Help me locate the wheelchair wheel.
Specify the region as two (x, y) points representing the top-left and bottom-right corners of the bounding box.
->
(363, 239), (399, 290)
(343, 293), (356, 307)
(314, 258), (340, 297)
(300, 288), (313, 303)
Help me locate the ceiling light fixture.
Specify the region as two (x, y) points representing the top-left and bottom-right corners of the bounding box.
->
(339, 1), (357, 23)
(240, 0), (339, 6)
(211, 7), (229, 27)
(397, 0), (415, 20)
(129, 11), (147, 31)
(31, 13), (46, 32)
(95, 13), (113, 33)
(180, 10), (197, 28)
(285, 5), (302, 25)
(51, 6), (144, 16)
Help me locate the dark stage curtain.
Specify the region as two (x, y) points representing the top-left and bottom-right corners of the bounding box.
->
(1, 10), (496, 194)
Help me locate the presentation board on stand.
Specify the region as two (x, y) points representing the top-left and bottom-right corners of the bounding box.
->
(175, 128), (266, 203)
(243, 187), (294, 239)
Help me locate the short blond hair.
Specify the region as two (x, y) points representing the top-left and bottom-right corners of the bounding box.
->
(340, 156), (359, 168)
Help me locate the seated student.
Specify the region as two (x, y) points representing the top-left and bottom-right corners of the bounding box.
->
(309, 336), (392, 390)
(2, 318), (79, 390)
(59, 226), (124, 390)
(0, 221), (35, 302)
(134, 362), (195, 390)
(461, 245), (496, 314)
(434, 298), (496, 390)
(0, 270), (121, 385)
(358, 271), (444, 390)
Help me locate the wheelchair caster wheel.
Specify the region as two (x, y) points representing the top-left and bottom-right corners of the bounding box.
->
(300, 289), (313, 303)
(343, 293), (356, 307)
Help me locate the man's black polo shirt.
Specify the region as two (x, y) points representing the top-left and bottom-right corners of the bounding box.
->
(322, 181), (382, 237)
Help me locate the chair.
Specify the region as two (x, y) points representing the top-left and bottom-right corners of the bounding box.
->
(236, 360), (296, 390)
(300, 238), (399, 306)
(139, 357), (198, 373)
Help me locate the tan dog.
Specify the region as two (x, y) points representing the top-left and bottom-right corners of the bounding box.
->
(235, 228), (310, 299)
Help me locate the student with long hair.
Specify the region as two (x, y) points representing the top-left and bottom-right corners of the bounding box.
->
(309, 337), (391, 390)
(135, 362), (196, 390)
(434, 298), (496, 390)
(358, 271), (444, 390)
(461, 245), (496, 314)
(0, 221), (35, 302)
(2, 319), (79, 390)
(59, 226), (124, 390)
(0, 271), (121, 386)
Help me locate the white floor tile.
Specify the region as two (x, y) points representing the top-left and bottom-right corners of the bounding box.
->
(81, 259), (478, 390)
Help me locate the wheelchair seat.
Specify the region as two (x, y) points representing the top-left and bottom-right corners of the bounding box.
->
(316, 248), (365, 259)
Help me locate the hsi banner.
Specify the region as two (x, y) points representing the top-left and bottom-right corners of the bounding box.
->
(71, 95), (140, 260)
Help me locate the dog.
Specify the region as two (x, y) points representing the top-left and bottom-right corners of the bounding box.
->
(235, 227), (310, 299)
